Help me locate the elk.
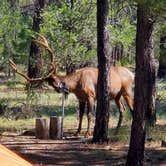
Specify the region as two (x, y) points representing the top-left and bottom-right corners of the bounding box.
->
(9, 34), (134, 137)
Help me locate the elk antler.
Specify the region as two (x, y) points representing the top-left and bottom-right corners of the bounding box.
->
(9, 34), (55, 83)
(9, 59), (31, 81)
(9, 59), (44, 82)
(32, 33), (55, 76)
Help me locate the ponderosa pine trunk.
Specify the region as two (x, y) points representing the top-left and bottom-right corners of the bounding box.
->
(126, 4), (156, 166)
(92, 0), (111, 143)
(28, 0), (48, 87)
(158, 32), (166, 78)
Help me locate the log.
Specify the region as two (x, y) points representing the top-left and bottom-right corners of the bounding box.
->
(35, 118), (49, 139)
(49, 116), (63, 139)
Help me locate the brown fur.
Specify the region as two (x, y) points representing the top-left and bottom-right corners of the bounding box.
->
(9, 34), (134, 137)
(47, 66), (134, 137)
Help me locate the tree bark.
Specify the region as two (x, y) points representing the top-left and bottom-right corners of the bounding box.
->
(35, 118), (49, 139)
(126, 4), (156, 166)
(92, 0), (111, 144)
(28, 0), (48, 87)
(158, 33), (166, 78)
(111, 42), (123, 65)
(49, 116), (63, 139)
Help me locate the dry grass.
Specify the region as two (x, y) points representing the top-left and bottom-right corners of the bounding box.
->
(0, 78), (165, 143)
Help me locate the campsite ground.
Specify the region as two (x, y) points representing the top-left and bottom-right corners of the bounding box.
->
(0, 77), (166, 165)
(0, 120), (166, 166)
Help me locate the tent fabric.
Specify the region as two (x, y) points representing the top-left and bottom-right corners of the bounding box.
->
(0, 144), (33, 166)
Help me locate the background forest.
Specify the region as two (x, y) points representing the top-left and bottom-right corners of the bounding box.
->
(0, 0), (165, 134)
(0, 0), (166, 165)
(0, 0), (165, 129)
(0, 1), (165, 72)
(0, 1), (165, 74)
(0, 0), (141, 72)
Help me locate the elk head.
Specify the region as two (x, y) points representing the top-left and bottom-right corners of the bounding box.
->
(9, 33), (69, 94)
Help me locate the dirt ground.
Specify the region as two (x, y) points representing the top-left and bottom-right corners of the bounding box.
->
(0, 131), (166, 166)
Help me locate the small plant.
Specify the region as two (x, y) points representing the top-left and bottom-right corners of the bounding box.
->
(156, 79), (166, 102)
(6, 80), (17, 89)
(9, 104), (40, 120)
(0, 88), (41, 120)
(0, 99), (9, 115)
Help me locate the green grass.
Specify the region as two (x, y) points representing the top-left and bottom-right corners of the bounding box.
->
(0, 78), (165, 143)
(0, 118), (35, 134)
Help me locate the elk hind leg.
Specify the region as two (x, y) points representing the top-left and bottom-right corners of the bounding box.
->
(115, 94), (126, 132)
(122, 87), (133, 117)
(85, 98), (95, 138)
(75, 101), (85, 136)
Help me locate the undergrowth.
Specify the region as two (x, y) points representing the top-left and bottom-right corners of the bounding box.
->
(0, 78), (165, 143)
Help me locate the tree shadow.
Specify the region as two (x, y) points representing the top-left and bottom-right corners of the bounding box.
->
(1, 135), (127, 166)
(1, 133), (165, 166)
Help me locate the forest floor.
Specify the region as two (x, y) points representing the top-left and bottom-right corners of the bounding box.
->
(0, 75), (165, 165)
(0, 127), (166, 166)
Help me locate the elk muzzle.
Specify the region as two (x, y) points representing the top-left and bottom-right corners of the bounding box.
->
(58, 81), (69, 94)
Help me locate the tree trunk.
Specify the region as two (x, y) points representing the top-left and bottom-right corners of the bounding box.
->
(49, 116), (63, 139)
(92, 0), (111, 144)
(111, 43), (123, 65)
(28, 0), (48, 87)
(126, 4), (156, 166)
(28, 1), (58, 85)
(36, 118), (49, 139)
(158, 33), (166, 78)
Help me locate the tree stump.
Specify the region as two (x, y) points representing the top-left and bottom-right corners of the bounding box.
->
(49, 116), (63, 139)
(35, 118), (49, 139)
(161, 140), (166, 147)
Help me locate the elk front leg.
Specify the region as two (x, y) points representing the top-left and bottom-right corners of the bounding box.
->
(85, 98), (95, 138)
(122, 87), (133, 116)
(75, 101), (85, 136)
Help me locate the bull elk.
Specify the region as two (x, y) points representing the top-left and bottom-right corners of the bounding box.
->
(9, 34), (134, 137)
